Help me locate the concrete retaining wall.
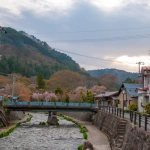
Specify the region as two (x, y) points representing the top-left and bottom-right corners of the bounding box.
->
(62, 112), (93, 122)
(93, 110), (150, 150)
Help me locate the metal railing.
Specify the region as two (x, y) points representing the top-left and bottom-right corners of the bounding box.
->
(99, 105), (150, 131)
(3, 101), (97, 108)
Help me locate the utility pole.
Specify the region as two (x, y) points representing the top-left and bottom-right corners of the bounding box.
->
(136, 61), (144, 77)
(11, 75), (15, 103)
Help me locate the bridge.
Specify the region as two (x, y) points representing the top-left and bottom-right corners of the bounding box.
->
(3, 101), (98, 112)
(3, 101), (98, 125)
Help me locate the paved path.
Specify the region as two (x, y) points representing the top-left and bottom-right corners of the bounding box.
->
(73, 118), (111, 150)
(0, 114), (30, 134)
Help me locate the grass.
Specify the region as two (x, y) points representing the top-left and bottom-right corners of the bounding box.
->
(57, 113), (88, 140)
(0, 122), (21, 138)
(39, 122), (46, 125)
(78, 144), (83, 150)
(0, 114), (33, 138)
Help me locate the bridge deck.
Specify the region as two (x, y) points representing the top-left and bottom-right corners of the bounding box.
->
(3, 102), (98, 112)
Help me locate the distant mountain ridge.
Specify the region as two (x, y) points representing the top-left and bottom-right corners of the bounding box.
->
(87, 68), (138, 83)
(0, 27), (87, 78)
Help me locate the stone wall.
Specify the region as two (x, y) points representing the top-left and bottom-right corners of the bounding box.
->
(0, 102), (24, 121)
(93, 110), (150, 150)
(122, 121), (150, 150)
(93, 111), (120, 142)
(9, 111), (24, 120)
(63, 112), (93, 122)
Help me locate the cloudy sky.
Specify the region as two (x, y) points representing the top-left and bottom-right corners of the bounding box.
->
(1, 0), (150, 72)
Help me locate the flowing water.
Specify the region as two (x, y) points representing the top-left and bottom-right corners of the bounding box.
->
(0, 113), (84, 150)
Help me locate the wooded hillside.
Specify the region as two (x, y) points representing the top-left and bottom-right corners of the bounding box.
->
(0, 27), (87, 78)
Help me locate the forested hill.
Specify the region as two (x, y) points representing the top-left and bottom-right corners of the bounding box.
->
(0, 27), (86, 78)
(87, 69), (138, 83)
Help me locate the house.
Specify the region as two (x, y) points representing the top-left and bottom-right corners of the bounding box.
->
(136, 66), (150, 112)
(95, 91), (118, 106)
(118, 83), (143, 110)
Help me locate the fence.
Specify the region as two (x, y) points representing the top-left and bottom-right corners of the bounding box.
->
(99, 106), (150, 131)
(3, 101), (97, 108)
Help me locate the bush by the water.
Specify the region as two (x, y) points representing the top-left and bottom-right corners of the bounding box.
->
(78, 144), (83, 150)
(39, 122), (46, 125)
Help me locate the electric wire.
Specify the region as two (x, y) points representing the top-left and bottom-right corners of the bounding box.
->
(33, 26), (150, 34)
(54, 47), (136, 65)
(46, 33), (150, 43)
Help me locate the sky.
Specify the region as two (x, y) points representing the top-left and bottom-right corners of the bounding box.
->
(1, 0), (150, 73)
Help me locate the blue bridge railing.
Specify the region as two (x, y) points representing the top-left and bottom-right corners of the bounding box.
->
(3, 101), (97, 108)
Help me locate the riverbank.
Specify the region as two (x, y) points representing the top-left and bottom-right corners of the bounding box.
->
(72, 118), (111, 150)
(0, 113), (31, 137)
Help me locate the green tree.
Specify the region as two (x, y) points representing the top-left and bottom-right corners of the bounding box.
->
(86, 90), (94, 103)
(124, 77), (135, 83)
(55, 87), (63, 95)
(37, 74), (45, 89)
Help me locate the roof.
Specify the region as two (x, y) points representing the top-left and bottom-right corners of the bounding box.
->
(95, 91), (118, 98)
(141, 66), (150, 75)
(121, 83), (143, 98)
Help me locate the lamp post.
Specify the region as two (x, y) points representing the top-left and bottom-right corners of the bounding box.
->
(121, 88), (127, 118)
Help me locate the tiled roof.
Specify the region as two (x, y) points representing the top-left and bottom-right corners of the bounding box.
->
(123, 83), (143, 98)
(95, 91), (118, 98)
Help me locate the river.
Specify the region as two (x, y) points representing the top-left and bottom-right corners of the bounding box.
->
(0, 113), (84, 150)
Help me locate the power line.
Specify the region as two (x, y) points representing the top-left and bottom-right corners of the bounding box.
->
(54, 47), (135, 65)
(33, 26), (150, 34)
(47, 33), (150, 43)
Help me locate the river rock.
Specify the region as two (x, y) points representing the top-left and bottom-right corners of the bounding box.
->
(83, 141), (94, 150)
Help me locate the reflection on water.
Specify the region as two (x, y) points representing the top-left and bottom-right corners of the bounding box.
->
(0, 113), (84, 150)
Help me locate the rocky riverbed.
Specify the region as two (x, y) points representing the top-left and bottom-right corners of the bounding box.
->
(0, 113), (84, 150)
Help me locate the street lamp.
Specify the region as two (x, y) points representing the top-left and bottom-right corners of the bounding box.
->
(121, 88), (127, 118)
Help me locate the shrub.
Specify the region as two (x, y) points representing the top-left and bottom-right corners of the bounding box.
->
(124, 110), (130, 113)
(83, 132), (88, 139)
(78, 144), (83, 150)
(144, 102), (150, 114)
(115, 101), (119, 107)
(128, 104), (138, 111)
(39, 122), (46, 125)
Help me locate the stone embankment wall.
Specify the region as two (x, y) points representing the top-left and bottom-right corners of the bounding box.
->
(122, 121), (150, 150)
(93, 111), (120, 140)
(93, 110), (150, 150)
(63, 112), (93, 122)
(0, 102), (24, 126)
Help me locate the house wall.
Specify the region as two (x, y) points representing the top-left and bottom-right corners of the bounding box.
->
(118, 91), (137, 110)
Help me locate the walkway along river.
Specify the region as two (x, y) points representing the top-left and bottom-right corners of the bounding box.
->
(0, 113), (85, 150)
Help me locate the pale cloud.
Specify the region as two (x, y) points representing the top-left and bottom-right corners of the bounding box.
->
(0, 0), (75, 17)
(116, 55), (150, 67)
(89, 0), (150, 12)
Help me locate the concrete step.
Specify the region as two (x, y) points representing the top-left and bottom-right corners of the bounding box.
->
(118, 130), (125, 135)
(117, 135), (124, 139)
(115, 142), (122, 148)
(118, 126), (126, 129)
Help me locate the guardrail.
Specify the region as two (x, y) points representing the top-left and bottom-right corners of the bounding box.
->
(99, 105), (150, 131)
(3, 101), (97, 108)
